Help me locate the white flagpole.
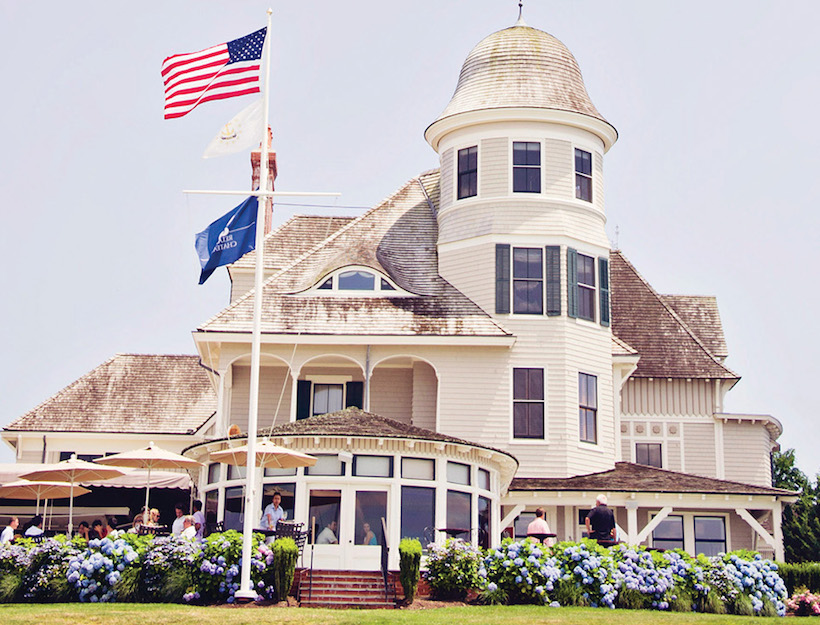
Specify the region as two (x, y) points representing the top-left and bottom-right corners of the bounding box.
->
(236, 7), (273, 601)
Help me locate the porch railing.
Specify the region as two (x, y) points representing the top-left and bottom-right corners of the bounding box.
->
(380, 516), (389, 602)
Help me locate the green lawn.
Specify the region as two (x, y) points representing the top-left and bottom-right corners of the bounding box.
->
(0, 604), (783, 625)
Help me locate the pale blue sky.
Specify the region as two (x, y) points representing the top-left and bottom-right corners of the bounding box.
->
(1, 1), (817, 474)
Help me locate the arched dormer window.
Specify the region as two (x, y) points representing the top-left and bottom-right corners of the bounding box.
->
(310, 266), (405, 296)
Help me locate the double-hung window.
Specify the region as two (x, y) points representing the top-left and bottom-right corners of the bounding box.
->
(457, 146), (477, 199)
(496, 245), (560, 315)
(577, 253), (596, 321)
(513, 248), (543, 314)
(513, 142), (541, 193)
(567, 250), (609, 326)
(579, 373), (597, 444)
(694, 517), (726, 556)
(513, 368), (544, 439)
(636, 442), (662, 468)
(575, 148), (592, 202)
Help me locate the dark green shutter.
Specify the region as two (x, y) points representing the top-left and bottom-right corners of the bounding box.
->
(296, 380), (311, 420)
(567, 247), (578, 319)
(495, 244), (511, 314)
(599, 257), (610, 327)
(545, 245), (561, 316)
(345, 381), (364, 409)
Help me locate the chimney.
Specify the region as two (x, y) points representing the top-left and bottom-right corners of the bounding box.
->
(251, 126), (278, 234)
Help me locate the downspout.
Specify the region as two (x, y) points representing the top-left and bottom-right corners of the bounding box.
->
(41, 435), (47, 464)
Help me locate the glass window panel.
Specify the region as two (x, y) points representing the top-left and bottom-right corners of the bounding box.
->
(356, 490), (387, 546)
(227, 464), (246, 481)
(513, 280), (543, 314)
(401, 486), (435, 547)
(575, 148), (592, 175)
(354, 455), (393, 478)
(576, 175), (592, 202)
(305, 454), (344, 476)
(447, 490), (472, 535)
(261, 482), (296, 523)
(263, 467), (297, 477)
(308, 489), (341, 544)
(528, 368), (544, 400)
(457, 146), (478, 199)
(513, 248), (542, 279)
(380, 278), (395, 291)
(313, 383), (343, 415)
(653, 515), (684, 541)
(338, 270), (375, 290)
(695, 517), (726, 540)
(578, 286), (595, 321)
(578, 254), (595, 286)
(636, 443), (662, 468)
(204, 490), (219, 526)
(224, 486), (245, 531)
(318, 277), (333, 290)
(401, 457), (435, 480)
(447, 461), (471, 485)
(528, 404), (545, 438)
(514, 512), (536, 539)
(514, 142), (540, 165)
(207, 463), (221, 484)
(478, 468), (490, 491)
(478, 496), (491, 550)
(513, 368), (528, 399)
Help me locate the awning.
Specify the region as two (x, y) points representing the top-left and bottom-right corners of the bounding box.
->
(0, 463), (191, 490)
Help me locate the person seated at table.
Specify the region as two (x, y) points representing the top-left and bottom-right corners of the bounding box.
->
(316, 520), (338, 544)
(89, 519), (104, 540)
(181, 515), (197, 540)
(526, 507), (554, 545)
(360, 522), (377, 545)
(106, 516), (119, 538)
(585, 494), (616, 544)
(23, 515), (44, 537)
(131, 513), (144, 533)
(1, 517), (18, 544)
(77, 521), (90, 540)
(149, 508), (161, 526)
(259, 492), (286, 532)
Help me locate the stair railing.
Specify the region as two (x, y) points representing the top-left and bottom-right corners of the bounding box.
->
(380, 516), (390, 602)
(308, 515), (316, 605)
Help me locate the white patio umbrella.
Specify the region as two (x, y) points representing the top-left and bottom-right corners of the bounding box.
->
(0, 480), (91, 515)
(95, 442), (202, 526)
(19, 455), (125, 536)
(208, 438), (317, 469)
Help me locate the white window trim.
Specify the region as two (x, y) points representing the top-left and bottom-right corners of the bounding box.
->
(573, 145), (594, 204)
(455, 143), (480, 202)
(509, 244), (546, 317)
(632, 439), (666, 469)
(305, 265), (410, 297)
(508, 364), (548, 444)
(649, 511), (731, 555)
(509, 139), (544, 196)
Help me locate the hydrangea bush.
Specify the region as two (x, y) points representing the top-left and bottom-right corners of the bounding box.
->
(195, 530), (276, 603)
(424, 538), (483, 599)
(786, 588), (820, 616)
(479, 538), (560, 604)
(67, 537), (141, 602)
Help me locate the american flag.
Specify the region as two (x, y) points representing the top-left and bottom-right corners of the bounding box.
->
(162, 27), (266, 120)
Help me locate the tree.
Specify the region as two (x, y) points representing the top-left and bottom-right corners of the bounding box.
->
(772, 449), (820, 562)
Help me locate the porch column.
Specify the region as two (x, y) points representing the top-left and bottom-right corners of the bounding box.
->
(625, 500), (639, 545)
(499, 504), (525, 533)
(772, 503), (785, 562)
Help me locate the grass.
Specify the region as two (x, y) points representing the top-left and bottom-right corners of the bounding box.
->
(0, 604), (784, 625)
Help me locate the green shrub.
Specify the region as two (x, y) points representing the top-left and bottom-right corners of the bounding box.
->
(114, 565), (142, 602)
(731, 592), (755, 616)
(668, 587), (693, 612)
(399, 538), (422, 603)
(778, 561), (820, 594)
(272, 537), (298, 601)
(553, 578), (587, 607)
(615, 586), (650, 610)
(423, 539), (482, 600)
(0, 573), (22, 603)
(701, 589), (727, 614)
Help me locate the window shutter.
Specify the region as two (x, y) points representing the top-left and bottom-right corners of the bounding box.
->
(567, 247), (578, 319)
(296, 380), (311, 420)
(598, 256), (610, 327)
(345, 381), (364, 409)
(545, 245), (561, 316)
(495, 244), (511, 314)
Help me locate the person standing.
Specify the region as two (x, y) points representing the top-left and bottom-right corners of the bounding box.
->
(585, 494), (616, 543)
(259, 492), (286, 531)
(192, 500), (206, 539)
(171, 502), (186, 536)
(526, 507), (554, 544)
(1, 517), (18, 544)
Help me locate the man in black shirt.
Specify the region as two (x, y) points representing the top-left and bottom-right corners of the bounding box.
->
(585, 494), (616, 542)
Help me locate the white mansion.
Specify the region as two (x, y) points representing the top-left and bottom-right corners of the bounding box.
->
(2, 16), (793, 568)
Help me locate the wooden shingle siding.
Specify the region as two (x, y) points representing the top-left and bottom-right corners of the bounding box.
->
(411, 361), (437, 431)
(593, 152), (604, 211)
(622, 379), (715, 416)
(440, 148), (454, 210)
(682, 422), (717, 477)
(230, 365), (293, 432)
(370, 368), (413, 425)
(439, 242), (496, 315)
(722, 421), (773, 487)
(544, 139), (572, 197)
(479, 137), (508, 197)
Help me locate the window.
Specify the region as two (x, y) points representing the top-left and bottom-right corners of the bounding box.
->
(312, 383), (344, 415)
(478, 468), (490, 491)
(513, 247), (543, 314)
(652, 515), (684, 550)
(513, 141), (541, 193)
(315, 269), (397, 293)
(457, 146), (477, 199)
(695, 517), (726, 556)
(338, 270), (375, 290)
(636, 443), (662, 468)
(401, 486), (435, 547)
(447, 490), (472, 534)
(305, 454), (344, 476)
(401, 457), (435, 480)
(224, 486), (245, 531)
(318, 277), (333, 290)
(353, 455), (393, 478)
(478, 496), (491, 549)
(207, 463), (221, 484)
(447, 462), (471, 485)
(579, 373), (597, 444)
(513, 368), (545, 439)
(575, 148), (592, 202)
(577, 253), (596, 321)
(380, 278), (395, 291)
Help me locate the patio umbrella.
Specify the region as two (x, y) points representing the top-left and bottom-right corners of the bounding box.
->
(0, 480), (91, 515)
(208, 438), (317, 469)
(20, 455), (125, 536)
(95, 442), (202, 525)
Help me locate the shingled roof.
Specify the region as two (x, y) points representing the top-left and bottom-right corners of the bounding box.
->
(199, 171), (511, 338)
(610, 251), (736, 379)
(4, 354), (216, 435)
(511, 462), (794, 497)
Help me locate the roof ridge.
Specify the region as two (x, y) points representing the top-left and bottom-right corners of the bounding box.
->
(612, 462), (796, 494)
(612, 251), (736, 378)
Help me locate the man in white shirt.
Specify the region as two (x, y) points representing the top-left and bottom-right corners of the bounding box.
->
(192, 500), (206, 539)
(0, 517), (18, 544)
(316, 520), (338, 544)
(171, 502), (186, 536)
(181, 515), (197, 540)
(259, 492), (286, 531)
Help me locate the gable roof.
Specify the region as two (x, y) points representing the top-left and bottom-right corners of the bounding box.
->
(4, 354), (217, 435)
(199, 170), (511, 338)
(511, 462), (794, 497)
(610, 251), (736, 379)
(660, 294), (728, 359)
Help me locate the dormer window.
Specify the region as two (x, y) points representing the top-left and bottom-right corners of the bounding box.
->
(312, 268), (401, 294)
(575, 148), (592, 202)
(339, 270), (375, 290)
(513, 142), (541, 193)
(457, 146), (478, 199)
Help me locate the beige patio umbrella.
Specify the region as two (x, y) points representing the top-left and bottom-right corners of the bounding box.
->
(0, 480), (91, 515)
(208, 438), (317, 469)
(95, 442), (203, 526)
(20, 455), (125, 536)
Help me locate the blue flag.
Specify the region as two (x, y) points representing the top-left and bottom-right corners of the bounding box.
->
(195, 196), (257, 284)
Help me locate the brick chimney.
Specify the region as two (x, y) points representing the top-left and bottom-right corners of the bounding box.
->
(251, 126), (278, 234)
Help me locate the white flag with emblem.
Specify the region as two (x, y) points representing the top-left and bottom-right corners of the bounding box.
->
(202, 98), (264, 159)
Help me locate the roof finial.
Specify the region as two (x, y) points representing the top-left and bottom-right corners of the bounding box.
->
(515, 0), (527, 26)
